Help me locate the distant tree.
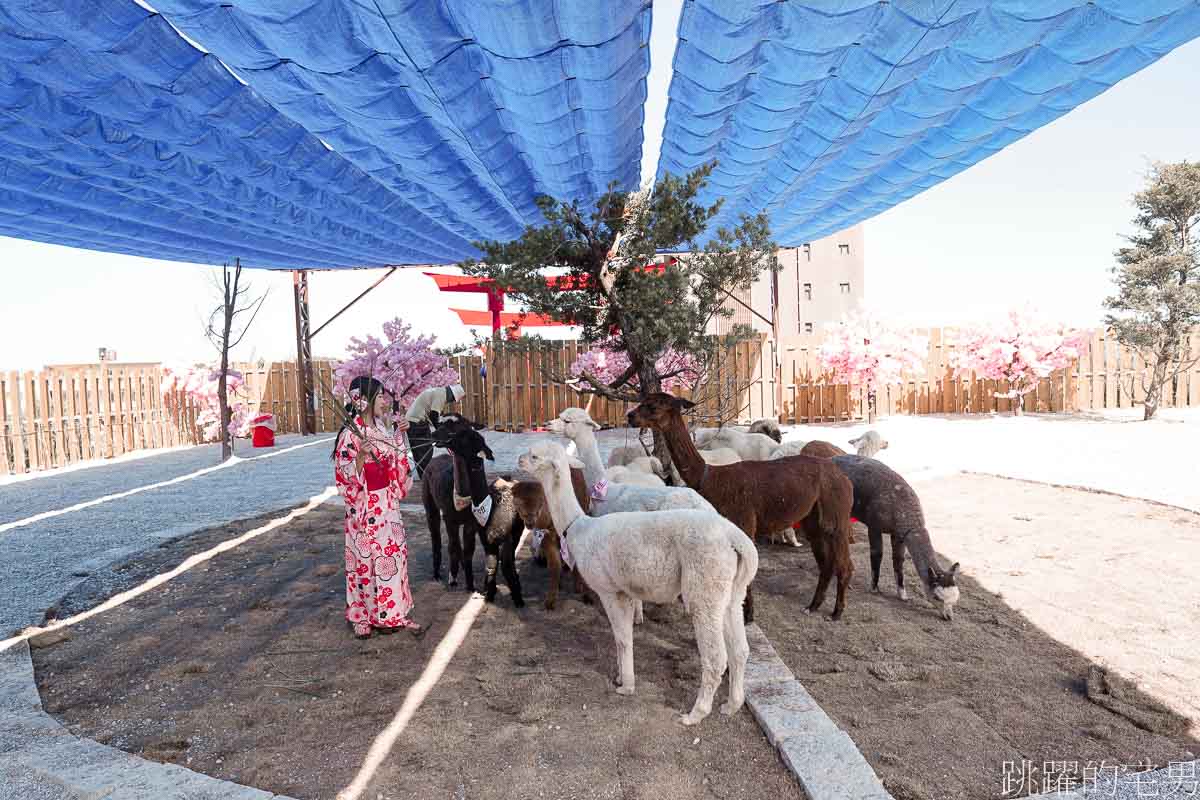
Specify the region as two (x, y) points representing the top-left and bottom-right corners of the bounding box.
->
(817, 311), (928, 422)
(460, 162), (778, 469)
(950, 311), (1089, 416)
(1104, 161), (1200, 420)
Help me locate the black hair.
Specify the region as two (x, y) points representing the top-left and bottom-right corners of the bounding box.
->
(330, 376), (398, 460)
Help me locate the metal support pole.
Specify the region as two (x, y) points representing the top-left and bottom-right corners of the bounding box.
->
(293, 269), (316, 436)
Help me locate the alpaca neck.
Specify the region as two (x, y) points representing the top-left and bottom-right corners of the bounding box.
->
(656, 412), (706, 487)
(462, 457), (490, 505)
(572, 429), (607, 488)
(541, 460), (587, 536)
(902, 528), (940, 587)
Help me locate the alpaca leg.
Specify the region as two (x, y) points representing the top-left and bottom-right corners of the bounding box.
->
(831, 526), (854, 621)
(447, 521), (462, 587)
(783, 527), (801, 547)
(891, 534), (909, 601)
(634, 599), (644, 625)
(544, 532), (562, 610)
(720, 589), (750, 716)
(681, 603), (728, 726)
(500, 532), (524, 608)
(426, 501), (443, 581)
(868, 526), (884, 593)
(461, 523), (477, 593)
(804, 526), (832, 614)
(598, 593), (637, 696)
(482, 540), (499, 603)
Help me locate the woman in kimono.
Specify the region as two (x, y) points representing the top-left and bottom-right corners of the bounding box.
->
(332, 376), (427, 640)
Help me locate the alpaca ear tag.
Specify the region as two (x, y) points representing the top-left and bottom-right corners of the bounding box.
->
(590, 478), (609, 501)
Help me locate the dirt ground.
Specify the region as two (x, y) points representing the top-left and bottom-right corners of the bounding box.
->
(754, 473), (1200, 800)
(32, 489), (803, 800)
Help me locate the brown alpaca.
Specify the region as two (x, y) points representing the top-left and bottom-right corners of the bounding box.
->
(512, 467), (592, 610)
(628, 394), (856, 621)
(797, 441), (855, 542)
(799, 441), (846, 458)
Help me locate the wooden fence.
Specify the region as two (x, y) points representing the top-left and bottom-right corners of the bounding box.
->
(449, 336), (776, 432)
(776, 328), (1200, 423)
(1, 360), (339, 476)
(5, 328), (1199, 474)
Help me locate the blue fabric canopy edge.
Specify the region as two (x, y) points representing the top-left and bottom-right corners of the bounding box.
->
(658, 0), (1200, 246)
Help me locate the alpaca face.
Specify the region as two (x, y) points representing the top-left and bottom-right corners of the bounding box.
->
(440, 427), (495, 463)
(517, 441), (566, 482)
(549, 408), (599, 439)
(931, 562), (961, 620)
(627, 393), (695, 430)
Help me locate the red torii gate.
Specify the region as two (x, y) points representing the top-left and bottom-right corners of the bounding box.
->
(425, 260), (673, 338)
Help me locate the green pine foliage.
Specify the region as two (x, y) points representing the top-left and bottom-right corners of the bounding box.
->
(1104, 161), (1200, 419)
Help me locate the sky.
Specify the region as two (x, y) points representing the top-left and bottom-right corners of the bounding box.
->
(0, 14), (1197, 371)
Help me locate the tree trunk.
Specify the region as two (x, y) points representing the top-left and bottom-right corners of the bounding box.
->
(218, 265), (238, 462)
(1143, 359), (1168, 421)
(636, 362), (675, 483)
(1013, 393), (1023, 416)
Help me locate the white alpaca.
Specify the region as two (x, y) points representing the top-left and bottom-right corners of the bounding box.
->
(606, 464), (666, 488)
(700, 447), (741, 466)
(549, 409), (714, 515)
(518, 441), (757, 725)
(769, 439), (810, 460)
(606, 445), (645, 468)
(697, 427), (779, 461)
(849, 430), (889, 458)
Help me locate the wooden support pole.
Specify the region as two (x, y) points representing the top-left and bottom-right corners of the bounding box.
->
(293, 269), (316, 436)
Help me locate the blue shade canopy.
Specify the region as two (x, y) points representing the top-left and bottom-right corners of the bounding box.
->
(0, 0), (650, 268)
(658, 0), (1200, 246)
(0, 1), (1198, 269)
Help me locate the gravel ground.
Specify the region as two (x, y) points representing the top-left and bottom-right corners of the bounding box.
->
(1, 435), (336, 633)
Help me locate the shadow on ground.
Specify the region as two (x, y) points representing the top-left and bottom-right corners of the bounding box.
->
(32, 486), (803, 800)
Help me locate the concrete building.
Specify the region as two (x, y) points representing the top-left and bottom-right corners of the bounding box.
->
(711, 224), (865, 341)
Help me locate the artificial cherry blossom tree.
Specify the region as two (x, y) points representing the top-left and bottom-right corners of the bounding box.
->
(569, 340), (700, 396)
(160, 364), (253, 444)
(817, 312), (928, 422)
(950, 311), (1089, 415)
(332, 317), (460, 410)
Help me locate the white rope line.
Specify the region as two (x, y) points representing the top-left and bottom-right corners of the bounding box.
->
(0, 486), (339, 653)
(0, 437), (334, 535)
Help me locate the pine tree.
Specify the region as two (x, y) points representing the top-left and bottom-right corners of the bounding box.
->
(1104, 161), (1200, 420)
(461, 163), (778, 470)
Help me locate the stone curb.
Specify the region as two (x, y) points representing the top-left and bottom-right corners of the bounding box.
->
(0, 640), (298, 800)
(744, 623), (894, 800)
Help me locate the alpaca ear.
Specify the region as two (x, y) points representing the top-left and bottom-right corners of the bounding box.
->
(881, 440), (889, 449)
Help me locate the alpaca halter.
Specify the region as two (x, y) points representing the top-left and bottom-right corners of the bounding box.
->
(471, 495), (493, 526)
(590, 478), (609, 501)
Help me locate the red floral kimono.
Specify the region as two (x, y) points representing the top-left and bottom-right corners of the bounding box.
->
(333, 416), (416, 635)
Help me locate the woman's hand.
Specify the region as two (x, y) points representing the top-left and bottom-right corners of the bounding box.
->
(355, 442), (376, 472)
(395, 418), (410, 433)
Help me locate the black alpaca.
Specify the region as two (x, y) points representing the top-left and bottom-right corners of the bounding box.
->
(420, 414), (483, 588)
(440, 428), (525, 608)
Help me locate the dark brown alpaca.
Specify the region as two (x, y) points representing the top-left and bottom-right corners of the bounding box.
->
(512, 467), (592, 610)
(628, 394), (855, 621)
(797, 441), (855, 542)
